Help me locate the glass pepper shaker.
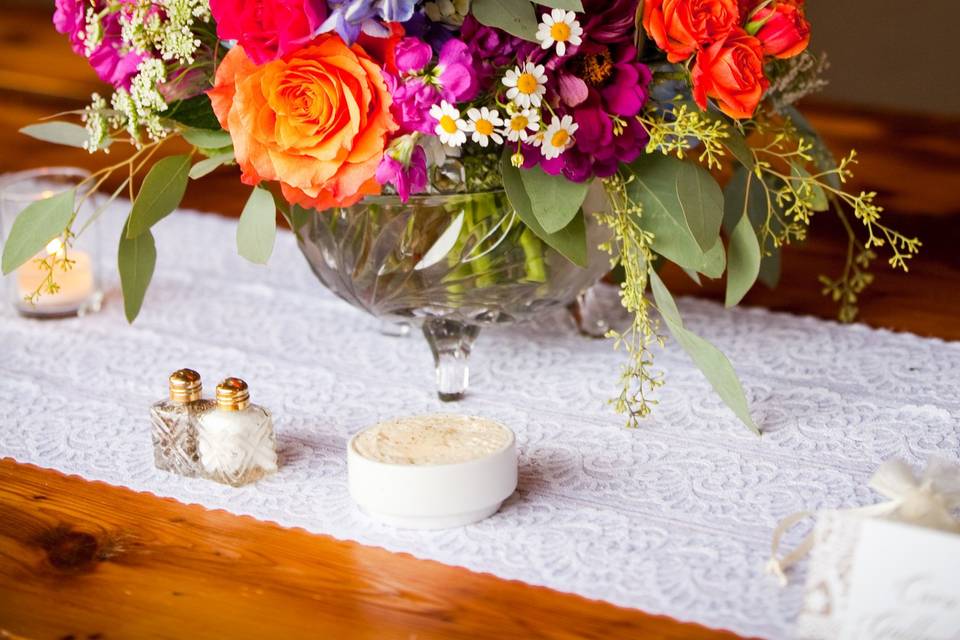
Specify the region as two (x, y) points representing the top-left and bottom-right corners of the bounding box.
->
(150, 369), (214, 477)
(197, 378), (278, 487)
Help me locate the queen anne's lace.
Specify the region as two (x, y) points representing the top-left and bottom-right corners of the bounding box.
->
(1, 204), (957, 639)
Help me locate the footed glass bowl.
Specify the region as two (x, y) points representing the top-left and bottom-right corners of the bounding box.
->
(296, 189), (610, 400)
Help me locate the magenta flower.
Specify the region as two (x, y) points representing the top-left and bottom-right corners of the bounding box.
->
(435, 39), (479, 103)
(385, 74), (441, 135)
(523, 0), (652, 183)
(460, 16), (541, 90)
(387, 37), (478, 135)
(53, 0), (147, 89)
(210, 0), (328, 65)
(376, 144), (428, 202)
(395, 38), (433, 74)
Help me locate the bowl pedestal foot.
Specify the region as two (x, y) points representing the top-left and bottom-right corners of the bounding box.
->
(422, 318), (480, 402)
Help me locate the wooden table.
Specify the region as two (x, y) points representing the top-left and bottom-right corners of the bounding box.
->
(1, 7), (958, 639)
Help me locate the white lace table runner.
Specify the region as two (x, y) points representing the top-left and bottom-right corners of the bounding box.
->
(1, 207), (958, 639)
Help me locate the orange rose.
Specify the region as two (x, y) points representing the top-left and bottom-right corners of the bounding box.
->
(643, 0), (741, 63)
(208, 35), (397, 210)
(691, 29), (769, 120)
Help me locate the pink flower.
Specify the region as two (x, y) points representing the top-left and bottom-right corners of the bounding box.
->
(209, 0), (329, 65)
(386, 37), (478, 135)
(53, 0), (147, 88)
(395, 38), (433, 74)
(385, 74), (441, 134)
(434, 39), (479, 102)
(376, 144), (427, 202)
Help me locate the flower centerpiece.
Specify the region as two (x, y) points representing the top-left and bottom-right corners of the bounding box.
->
(6, 0), (921, 432)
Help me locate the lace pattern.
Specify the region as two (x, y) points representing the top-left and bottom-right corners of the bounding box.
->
(1, 206), (958, 639)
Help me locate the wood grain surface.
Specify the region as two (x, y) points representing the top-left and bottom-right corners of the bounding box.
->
(0, 459), (745, 640)
(1, 5), (959, 640)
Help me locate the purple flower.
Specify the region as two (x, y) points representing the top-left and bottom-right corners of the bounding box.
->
(54, 0), (148, 89)
(460, 16), (541, 89)
(376, 143), (428, 202)
(556, 44), (651, 117)
(402, 11), (455, 52)
(581, 0), (640, 44)
(320, 0), (416, 43)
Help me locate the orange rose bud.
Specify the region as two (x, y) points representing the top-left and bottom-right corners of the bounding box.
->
(643, 0), (741, 63)
(751, 2), (811, 59)
(691, 29), (769, 120)
(208, 35), (398, 211)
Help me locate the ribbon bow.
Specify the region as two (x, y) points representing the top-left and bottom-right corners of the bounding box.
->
(765, 457), (960, 586)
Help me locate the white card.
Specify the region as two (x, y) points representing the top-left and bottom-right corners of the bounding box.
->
(841, 518), (960, 639)
(797, 512), (960, 640)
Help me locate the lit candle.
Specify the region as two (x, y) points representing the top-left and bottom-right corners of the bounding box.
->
(16, 238), (95, 311)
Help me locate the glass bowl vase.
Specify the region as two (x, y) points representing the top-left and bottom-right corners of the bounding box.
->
(296, 189), (611, 400)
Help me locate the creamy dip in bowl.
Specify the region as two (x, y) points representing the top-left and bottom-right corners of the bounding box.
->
(347, 414), (518, 529)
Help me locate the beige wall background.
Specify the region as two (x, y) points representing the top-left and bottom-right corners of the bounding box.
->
(804, 1), (958, 115)
(11, 0), (960, 116)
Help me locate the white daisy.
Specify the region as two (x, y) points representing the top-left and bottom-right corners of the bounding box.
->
(541, 114), (578, 160)
(503, 109), (540, 143)
(430, 100), (468, 147)
(502, 62), (548, 109)
(536, 9), (583, 57)
(465, 107), (505, 147)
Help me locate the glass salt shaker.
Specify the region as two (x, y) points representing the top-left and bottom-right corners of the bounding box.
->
(150, 369), (214, 477)
(197, 378), (278, 487)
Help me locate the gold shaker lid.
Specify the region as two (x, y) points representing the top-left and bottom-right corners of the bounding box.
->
(216, 378), (250, 412)
(169, 369), (202, 403)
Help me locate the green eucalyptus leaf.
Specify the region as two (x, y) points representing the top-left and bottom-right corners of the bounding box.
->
(472, 0), (539, 40)
(180, 127), (232, 149)
(791, 162), (829, 212)
(165, 95), (220, 130)
(118, 220), (156, 323)
(189, 151), (234, 180)
(501, 150), (587, 266)
(649, 270), (760, 435)
(700, 238), (726, 279)
(519, 164), (591, 233)
(758, 244), (782, 289)
(532, 0), (583, 10)
(289, 205), (313, 233)
(126, 154), (191, 238)
(627, 154), (723, 273)
(723, 125), (756, 171)
(236, 187), (277, 265)
(724, 167), (783, 288)
(19, 122), (98, 149)
(681, 267), (702, 286)
(725, 211), (761, 307)
(675, 160), (724, 251)
(1, 189), (76, 275)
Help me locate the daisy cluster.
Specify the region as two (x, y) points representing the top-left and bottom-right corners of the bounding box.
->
(427, 9), (584, 168)
(378, 0), (653, 193)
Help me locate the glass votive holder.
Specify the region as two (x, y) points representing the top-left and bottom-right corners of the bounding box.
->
(0, 167), (104, 318)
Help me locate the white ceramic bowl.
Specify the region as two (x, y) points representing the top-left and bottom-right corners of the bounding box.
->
(347, 417), (518, 530)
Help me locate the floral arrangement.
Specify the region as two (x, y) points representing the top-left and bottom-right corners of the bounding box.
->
(6, 0), (921, 432)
